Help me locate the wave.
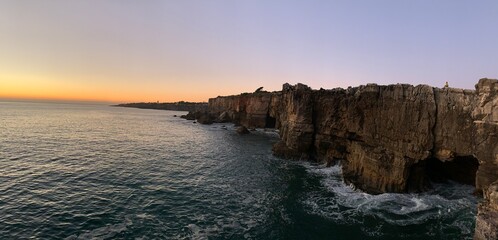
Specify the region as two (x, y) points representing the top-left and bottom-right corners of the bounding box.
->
(301, 163), (477, 238)
(65, 217), (132, 240)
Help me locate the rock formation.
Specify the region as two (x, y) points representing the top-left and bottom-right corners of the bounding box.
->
(472, 79), (498, 240)
(115, 101), (207, 112)
(236, 126), (250, 134)
(475, 181), (498, 240)
(185, 78), (498, 238)
(271, 83), (315, 160)
(209, 92), (273, 127)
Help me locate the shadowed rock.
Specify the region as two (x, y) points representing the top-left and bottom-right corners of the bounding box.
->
(205, 80), (498, 195)
(236, 126), (250, 134)
(187, 78), (498, 238)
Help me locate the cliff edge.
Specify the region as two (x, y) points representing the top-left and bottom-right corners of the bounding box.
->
(188, 79), (498, 239)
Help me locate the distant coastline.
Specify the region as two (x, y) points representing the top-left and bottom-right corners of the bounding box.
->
(114, 101), (208, 112)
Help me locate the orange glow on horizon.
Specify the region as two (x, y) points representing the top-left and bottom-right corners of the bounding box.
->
(0, 74), (215, 103)
(0, 73), (280, 103)
(0, 86), (213, 103)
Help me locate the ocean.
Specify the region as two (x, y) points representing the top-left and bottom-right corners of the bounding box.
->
(0, 101), (478, 239)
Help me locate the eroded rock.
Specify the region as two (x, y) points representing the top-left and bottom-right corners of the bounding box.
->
(198, 79), (498, 239)
(475, 181), (498, 240)
(208, 92), (273, 128)
(203, 80), (498, 195)
(271, 83), (314, 159)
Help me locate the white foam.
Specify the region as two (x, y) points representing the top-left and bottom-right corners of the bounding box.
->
(136, 213), (153, 220)
(187, 224), (208, 240)
(300, 162), (477, 233)
(399, 197), (429, 214)
(181, 188), (273, 240)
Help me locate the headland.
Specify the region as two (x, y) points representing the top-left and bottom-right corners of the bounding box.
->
(183, 79), (498, 239)
(115, 101), (207, 112)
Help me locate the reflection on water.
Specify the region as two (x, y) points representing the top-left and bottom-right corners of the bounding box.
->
(0, 101), (477, 239)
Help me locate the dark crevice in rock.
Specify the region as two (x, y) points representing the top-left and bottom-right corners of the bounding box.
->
(264, 114), (276, 128)
(431, 87), (438, 154)
(406, 156), (479, 192)
(264, 95), (275, 128)
(309, 98), (318, 162)
(426, 156), (479, 186)
(407, 156), (479, 192)
(406, 160), (431, 192)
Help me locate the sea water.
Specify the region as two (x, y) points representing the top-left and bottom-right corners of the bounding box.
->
(0, 101), (477, 239)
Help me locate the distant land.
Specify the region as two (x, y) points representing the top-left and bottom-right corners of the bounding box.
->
(115, 101), (208, 112)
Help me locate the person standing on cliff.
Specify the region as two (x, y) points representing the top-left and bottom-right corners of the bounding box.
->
(444, 81), (449, 88)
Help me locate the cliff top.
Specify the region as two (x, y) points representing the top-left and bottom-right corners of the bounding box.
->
(209, 78), (497, 101)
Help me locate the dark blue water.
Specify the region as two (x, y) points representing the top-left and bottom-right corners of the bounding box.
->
(0, 101), (477, 239)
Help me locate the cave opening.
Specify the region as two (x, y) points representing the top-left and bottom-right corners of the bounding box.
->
(407, 155), (479, 192)
(425, 156), (479, 186)
(265, 114), (276, 128)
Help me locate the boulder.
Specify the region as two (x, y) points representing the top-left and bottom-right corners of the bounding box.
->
(197, 114), (213, 124)
(236, 126), (250, 134)
(180, 112), (195, 120)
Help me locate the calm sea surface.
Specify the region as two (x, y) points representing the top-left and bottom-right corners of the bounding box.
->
(0, 101), (478, 239)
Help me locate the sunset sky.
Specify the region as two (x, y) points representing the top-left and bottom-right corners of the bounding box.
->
(1, 1), (497, 103)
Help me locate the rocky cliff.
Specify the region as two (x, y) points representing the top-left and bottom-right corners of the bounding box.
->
(116, 101), (208, 112)
(472, 79), (498, 240)
(191, 78), (498, 238)
(209, 92), (273, 127)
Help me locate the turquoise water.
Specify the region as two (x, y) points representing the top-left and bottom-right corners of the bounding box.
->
(0, 101), (477, 239)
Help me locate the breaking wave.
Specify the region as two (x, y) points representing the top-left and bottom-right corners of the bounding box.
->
(302, 163), (478, 239)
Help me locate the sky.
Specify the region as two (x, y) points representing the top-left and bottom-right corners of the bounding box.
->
(1, 1), (497, 103)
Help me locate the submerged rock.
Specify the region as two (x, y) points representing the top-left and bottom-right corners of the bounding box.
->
(180, 112), (196, 120)
(181, 110), (214, 124)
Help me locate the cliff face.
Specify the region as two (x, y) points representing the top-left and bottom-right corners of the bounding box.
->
(205, 80), (497, 193)
(209, 92), (273, 128)
(313, 84), (438, 193)
(472, 79), (498, 240)
(271, 84), (315, 159)
(475, 181), (498, 240)
(202, 79), (498, 238)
